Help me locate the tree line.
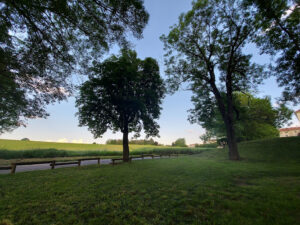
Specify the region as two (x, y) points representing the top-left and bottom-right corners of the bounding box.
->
(106, 138), (159, 146)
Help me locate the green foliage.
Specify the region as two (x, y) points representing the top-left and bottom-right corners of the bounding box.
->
(244, 0), (300, 103)
(106, 138), (159, 145)
(0, 0), (149, 133)
(0, 137), (299, 224)
(76, 49), (165, 139)
(190, 92), (293, 141)
(172, 138), (187, 147)
(0, 219), (13, 225)
(161, 0), (268, 159)
(21, 138), (30, 141)
(195, 142), (218, 148)
(199, 131), (215, 144)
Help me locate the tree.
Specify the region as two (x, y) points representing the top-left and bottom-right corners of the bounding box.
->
(189, 92), (293, 141)
(243, 0), (300, 103)
(200, 131), (214, 144)
(106, 138), (160, 145)
(161, 0), (266, 160)
(0, 0), (149, 133)
(76, 50), (165, 162)
(21, 138), (30, 141)
(172, 138), (187, 147)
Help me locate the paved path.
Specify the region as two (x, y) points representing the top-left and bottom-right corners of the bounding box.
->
(0, 156), (166, 175)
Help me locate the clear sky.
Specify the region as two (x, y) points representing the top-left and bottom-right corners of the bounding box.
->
(1, 0), (299, 145)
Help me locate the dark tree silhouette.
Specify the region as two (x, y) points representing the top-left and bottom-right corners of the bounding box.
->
(76, 50), (165, 162)
(0, 0), (149, 133)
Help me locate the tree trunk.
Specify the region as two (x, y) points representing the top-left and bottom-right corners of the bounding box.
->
(225, 90), (240, 160)
(210, 82), (240, 160)
(224, 115), (240, 160)
(122, 130), (130, 162)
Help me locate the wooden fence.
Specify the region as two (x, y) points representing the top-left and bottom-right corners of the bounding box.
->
(0, 153), (180, 174)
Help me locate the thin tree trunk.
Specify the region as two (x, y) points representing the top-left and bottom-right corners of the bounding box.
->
(122, 130), (130, 162)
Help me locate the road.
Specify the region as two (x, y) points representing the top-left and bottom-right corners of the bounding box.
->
(0, 156), (167, 174)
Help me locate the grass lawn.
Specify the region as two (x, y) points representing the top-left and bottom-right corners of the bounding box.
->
(0, 137), (299, 225)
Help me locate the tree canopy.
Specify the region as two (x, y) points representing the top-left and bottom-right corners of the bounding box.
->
(76, 49), (165, 161)
(172, 138), (187, 147)
(244, 0), (300, 103)
(106, 138), (159, 146)
(161, 0), (266, 160)
(190, 92), (293, 142)
(0, 0), (149, 133)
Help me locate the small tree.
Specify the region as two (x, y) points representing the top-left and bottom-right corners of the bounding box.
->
(76, 50), (165, 161)
(21, 138), (30, 141)
(172, 138), (187, 147)
(200, 131), (214, 144)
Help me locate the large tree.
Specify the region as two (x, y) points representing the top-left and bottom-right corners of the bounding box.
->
(76, 50), (165, 162)
(244, 0), (300, 103)
(189, 92), (293, 142)
(161, 0), (267, 160)
(0, 0), (149, 133)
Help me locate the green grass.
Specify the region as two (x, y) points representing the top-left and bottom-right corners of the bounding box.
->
(0, 139), (162, 151)
(0, 137), (299, 225)
(0, 139), (204, 161)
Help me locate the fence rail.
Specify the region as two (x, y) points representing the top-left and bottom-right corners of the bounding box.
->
(0, 153), (182, 174)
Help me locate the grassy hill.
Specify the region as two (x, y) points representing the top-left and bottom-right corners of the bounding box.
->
(0, 137), (299, 224)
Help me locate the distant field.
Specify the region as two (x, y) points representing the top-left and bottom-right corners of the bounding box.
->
(0, 139), (164, 151)
(0, 139), (205, 162)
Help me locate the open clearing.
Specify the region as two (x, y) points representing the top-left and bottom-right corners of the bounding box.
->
(0, 137), (299, 225)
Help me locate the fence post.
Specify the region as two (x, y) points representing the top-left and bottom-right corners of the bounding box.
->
(97, 158), (100, 166)
(11, 163), (16, 174)
(51, 161), (55, 169)
(78, 160), (81, 167)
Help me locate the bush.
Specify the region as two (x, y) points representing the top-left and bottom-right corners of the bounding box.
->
(172, 138), (187, 147)
(21, 138), (30, 141)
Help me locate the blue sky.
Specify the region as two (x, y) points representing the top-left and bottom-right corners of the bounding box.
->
(1, 0), (299, 145)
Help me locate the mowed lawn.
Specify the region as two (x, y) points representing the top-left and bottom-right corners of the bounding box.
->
(0, 137), (299, 225)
